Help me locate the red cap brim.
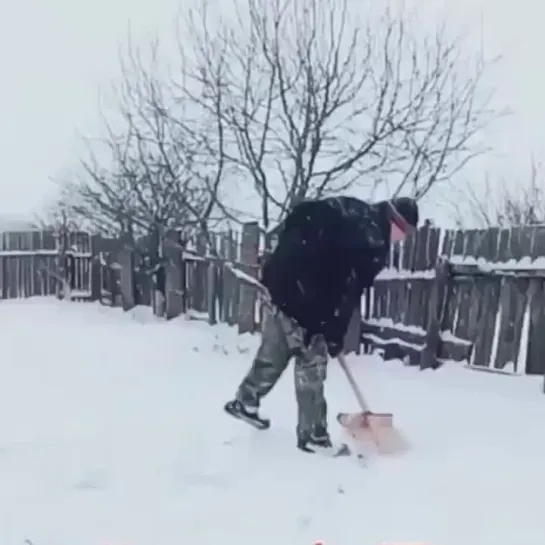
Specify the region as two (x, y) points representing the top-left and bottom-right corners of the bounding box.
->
(388, 202), (415, 233)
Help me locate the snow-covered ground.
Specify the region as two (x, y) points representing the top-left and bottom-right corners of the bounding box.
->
(0, 298), (544, 545)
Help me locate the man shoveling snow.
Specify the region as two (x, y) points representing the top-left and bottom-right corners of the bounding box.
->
(224, 196), (419, 454)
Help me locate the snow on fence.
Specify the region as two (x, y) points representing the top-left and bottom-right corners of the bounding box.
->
(365, 223), (545, 378)
(101, 221), (545, 380)
(6, 224), (545, 382)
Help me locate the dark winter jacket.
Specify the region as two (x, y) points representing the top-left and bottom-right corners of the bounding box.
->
(261, 196), (392, 357)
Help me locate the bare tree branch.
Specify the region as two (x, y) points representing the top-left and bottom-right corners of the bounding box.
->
(32, 186), (83, 232)
(455, 156), (545, 228)
(67, 33), (229, 243)
(174, 0), (500, 232)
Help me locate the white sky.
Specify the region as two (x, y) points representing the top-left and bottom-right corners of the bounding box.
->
(0, 0), (541, 225)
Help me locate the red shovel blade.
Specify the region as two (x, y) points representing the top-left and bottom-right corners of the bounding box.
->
(336, 411), (410, 456)
(337, 411), (394, 429)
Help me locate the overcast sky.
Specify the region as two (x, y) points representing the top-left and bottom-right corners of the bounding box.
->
(0, 0), (541, 225)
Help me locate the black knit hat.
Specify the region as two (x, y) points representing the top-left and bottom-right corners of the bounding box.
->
(388, 197), (419, 232)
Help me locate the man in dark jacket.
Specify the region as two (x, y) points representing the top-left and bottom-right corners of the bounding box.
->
(224, 196), (419, 453)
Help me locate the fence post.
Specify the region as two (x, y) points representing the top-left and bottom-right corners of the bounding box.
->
(89, 236), (102, 302)
(118, 230), (135, 311)
(191, 233), (208, 312)
(54, 229), (68, 299)
(206, 232), (218, 325)
(164, 230), (185, 320)
(238, 222), (260, 334)
(221, 232), (236, 324)
(418, 258), (452, 370)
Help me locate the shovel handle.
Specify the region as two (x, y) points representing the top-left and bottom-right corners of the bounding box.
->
(337, 353), (370, 413)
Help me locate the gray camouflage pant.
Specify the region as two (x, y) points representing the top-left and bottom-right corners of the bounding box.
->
(235, 305), (329, 440)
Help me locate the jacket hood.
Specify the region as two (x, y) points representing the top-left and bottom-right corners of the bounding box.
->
(326, 196), (391, 251)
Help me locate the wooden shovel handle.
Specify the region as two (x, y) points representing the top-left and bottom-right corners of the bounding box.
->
(336, 353), (370, 413)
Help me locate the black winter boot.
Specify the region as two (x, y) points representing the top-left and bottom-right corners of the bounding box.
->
(297, 432), (349, 456)
(224, 400), (270, 430)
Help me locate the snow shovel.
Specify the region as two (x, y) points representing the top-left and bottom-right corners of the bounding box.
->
(336, 354), (410, 456)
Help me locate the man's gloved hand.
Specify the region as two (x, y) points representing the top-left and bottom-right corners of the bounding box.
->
(303, 329), (317, 347)
(303, 327), (343, 358)
(326, 340), (343, 358)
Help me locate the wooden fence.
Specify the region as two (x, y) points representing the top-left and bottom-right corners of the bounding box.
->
(99, 223), (337, 341)
(97, 221), (545, 378)
(0, 230), (93, 299)
(363, 223), (545, 377)
(4, 223), (545, 381)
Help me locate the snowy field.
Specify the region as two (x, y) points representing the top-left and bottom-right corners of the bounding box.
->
(0, 298), (544, 545)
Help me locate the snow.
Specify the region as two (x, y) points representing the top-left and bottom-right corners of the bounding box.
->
(376, 267), (436, 280)
(0, 299), (545, 545)
(449, 254), (545, 271)
(365, 317), (472, 346)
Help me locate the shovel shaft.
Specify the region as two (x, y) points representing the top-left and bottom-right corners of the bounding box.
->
(337, 355), (408, 455)
(337, 354), (370, 413)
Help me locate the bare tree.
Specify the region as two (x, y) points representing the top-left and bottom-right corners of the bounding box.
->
(458, 157), (545, 228)
(32, 195), (82, 232)
(67, 38), (227, 243)
(175, 0), (499, 233)
(30, 172), (89, 232)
